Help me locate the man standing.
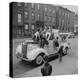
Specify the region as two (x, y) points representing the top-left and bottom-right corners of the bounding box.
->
(41, 56), (52, 76)
(53, 37), (59, 51)
(32, 29), (40, 41)
(58, 46), (64, 62)
(39, 30), (49, 48)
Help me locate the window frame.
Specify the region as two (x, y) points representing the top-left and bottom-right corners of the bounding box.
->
(17, 3), (22, 6)
(25, 24), (29, 30)
(17, 13), (22, 23)
(45, 8), (47, 12)
(24, 3), (28, 7)
(52, 17), (55, 22)
(37, 14), (40, 20)
(32, 12), (35, 20)
(37, 4), (40, 10)
(31, 24), (35, 30)
(48, 16), (51, 22)
(44, 15), (47, 21)
(31, 3), (35, 9)
(24, 11), (28, 19)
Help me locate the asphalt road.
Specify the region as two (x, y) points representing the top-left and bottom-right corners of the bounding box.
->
(12, 37), (78, 78)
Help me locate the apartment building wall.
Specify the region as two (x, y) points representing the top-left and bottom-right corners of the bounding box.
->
(43, 4), (56, 29)
(56, 6), (75, 32)
(11, 2), (76, 38)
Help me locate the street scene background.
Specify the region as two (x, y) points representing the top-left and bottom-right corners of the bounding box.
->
(10, 2), (78, 78)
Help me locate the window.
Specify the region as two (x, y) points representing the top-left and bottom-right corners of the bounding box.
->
(49, 9), (52, 13)
(24, 12), (28, 18)
(24, 3), (27, 7)
(53, 10), (55, 13)
(45, 15), (47, 21)
(31, 3), (34, 8)
(52, 17), (55, 22)
(48, 16), (51, 21)
(64, 12), (65, 16)
(59, 19), (61, 26)
(62, 20), (64, 26)
(17, 3), (21, 6)
(65, 13), (67, 16)
(32, 13), (35, 20)
(18, 14), (21, 23)
(45, 8), (47, 12)
(37, 4), (40, 10)
(32, 24), (35, 30)
(37, 14), (40, 20)
(25, 24), (28, 30)
(62, 12), (64, 16)
(68, 14), (69, 18)
(32, 13), (34, 16)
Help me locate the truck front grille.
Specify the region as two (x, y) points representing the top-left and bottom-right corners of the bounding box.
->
(22, 44), (27, 58)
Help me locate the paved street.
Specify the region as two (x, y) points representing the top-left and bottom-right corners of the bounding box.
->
(12, 37), (78, 78)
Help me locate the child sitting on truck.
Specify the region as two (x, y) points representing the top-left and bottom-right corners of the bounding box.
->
(53, 37), (59, 51)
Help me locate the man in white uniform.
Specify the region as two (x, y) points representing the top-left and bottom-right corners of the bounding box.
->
(45, 31), (51, 41)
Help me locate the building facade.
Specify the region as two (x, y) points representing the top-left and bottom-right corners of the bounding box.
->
(43, 4), (56, 30)
(56, 6), (75, 32)
(11, 2), (76, 38)
(74, 14), (78, 35)
(11, 2), (44, 38)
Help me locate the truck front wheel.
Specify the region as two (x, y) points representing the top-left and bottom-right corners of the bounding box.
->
(36, 55), (43, 65)
(35, 54), (45, 66)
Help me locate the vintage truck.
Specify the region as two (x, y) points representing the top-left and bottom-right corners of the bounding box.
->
(16, 40), (49, 65)
(16, 39), (70, 66)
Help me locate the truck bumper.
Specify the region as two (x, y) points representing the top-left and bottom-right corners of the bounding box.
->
(16, 53), (32, 62)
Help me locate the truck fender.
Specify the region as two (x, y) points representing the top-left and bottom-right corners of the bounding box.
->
(27, 48), (48, 61)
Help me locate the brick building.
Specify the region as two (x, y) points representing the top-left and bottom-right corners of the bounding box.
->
(74, 14), (78, 35)
(43, 4), (56, 30)
(10, 2), (76, 38)
(56, 6), (75, 32)
(11, 2), (44, 38)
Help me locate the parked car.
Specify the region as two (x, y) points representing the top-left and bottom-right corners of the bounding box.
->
(16, 40), (49, 65)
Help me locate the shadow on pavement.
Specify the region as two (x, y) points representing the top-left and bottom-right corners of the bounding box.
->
(13, 53), (67, 77)
(13, 60), (38, 77)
